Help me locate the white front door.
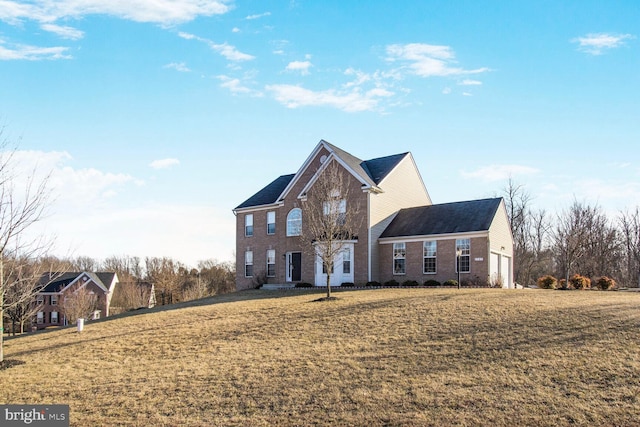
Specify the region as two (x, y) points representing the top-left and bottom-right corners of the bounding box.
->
(315, 243), (354, 287)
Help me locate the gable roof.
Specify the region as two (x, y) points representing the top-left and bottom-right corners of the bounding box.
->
(362, 152), (410, 185)
(380, 198), (503, 238)
(235, 174), (295, 210)
(39, 272), (117, 293)
(235, 140), (411, 210)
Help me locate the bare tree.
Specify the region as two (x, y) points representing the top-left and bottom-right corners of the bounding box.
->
(300, 161), (362, 299)
(553, 200), (597, 287)
(3, 257), (67, 334)
(144, 257), (183, 305)
(619, 208), (640, 287)
(61, 285), (98, 325)
(197, 259), (235, 295)
(102, 255), (143, 283)
(110, 281), (154, 312)
(0, 125), (52, 363)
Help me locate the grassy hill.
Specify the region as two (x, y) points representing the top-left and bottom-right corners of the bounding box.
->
(2, 288), (640, 426)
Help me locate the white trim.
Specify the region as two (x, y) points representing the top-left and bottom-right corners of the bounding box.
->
(379, 230), (488, 244)
(60, 273), (109, 294)
(233, 203), (282, 214)
(296, 154), (375, 200)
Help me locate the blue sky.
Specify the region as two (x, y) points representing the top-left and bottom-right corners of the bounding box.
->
(1, 1), (638, 267)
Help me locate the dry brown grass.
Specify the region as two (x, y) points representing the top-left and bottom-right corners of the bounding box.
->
(2, 288), (640, 426)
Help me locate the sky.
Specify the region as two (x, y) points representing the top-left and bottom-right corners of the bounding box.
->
(1, 1), (639, 268)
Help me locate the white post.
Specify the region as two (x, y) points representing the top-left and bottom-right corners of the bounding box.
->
(77, 318), (84, 333)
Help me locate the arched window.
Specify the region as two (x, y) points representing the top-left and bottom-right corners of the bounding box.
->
(287, 208), (302, 236)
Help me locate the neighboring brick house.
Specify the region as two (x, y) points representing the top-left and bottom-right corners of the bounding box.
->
(35, 272), (119, 329)
(233, 140), (514, 290)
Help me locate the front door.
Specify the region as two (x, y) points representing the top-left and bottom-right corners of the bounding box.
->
(286, 252), (302, 282)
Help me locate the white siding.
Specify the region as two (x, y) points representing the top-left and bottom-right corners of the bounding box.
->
(369, 154), (431, 281)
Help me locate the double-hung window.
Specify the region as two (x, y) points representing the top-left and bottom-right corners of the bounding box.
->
(37, 311), (44, 324)
(267, 211), (276, 235)
(423, 241), (437, 274)
(266, 250), (276, 277)
(393, 243), (406, 275)
(245, 214), (254, 237)
(51, 295), (58, 306)
(456, 239), (470, 273)
(323, 191), (346, 225)
(343, 247), (351, 274)
(245, 251), (254, 277)
(51, 311), (58, 324)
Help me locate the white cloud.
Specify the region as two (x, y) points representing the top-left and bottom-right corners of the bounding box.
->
(212, 42), (254, 61)
(266, 84), (393, 112)
(163, 62), (191, 72)
(462, 165), (539, 182)
(246, 12), (271, 20)
(572, 33), (634, 55)
(40, 23), (84, 40)
(179, 32), (255, 62)
(285, 60), (312, 75)
(232, 27), (240, 33)
(217, 75), (256, 95)
(442, 87), (452, 94)
(0, 0), (230, 26)
(7, 150), (140, 205)
(459, 79), (482, 86)
(48, 204), (236, 267)
(462, 92), (472, 96)
(386, 43), (489, 77)
(0, 41), (71, 60)
(149, 158), (180, 169)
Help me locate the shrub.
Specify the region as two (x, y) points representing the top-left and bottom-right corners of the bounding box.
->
(537, 275), (557, 290)
(384, 279), (399, 287)
(365, 281), (381, 287)
(295, 282), (314, 288)
(341, 282), (355, 287)
(424, 279), (441, 287)
(443, 279), (458, 287)
(596, 276), (616, 291)
(402, 280), (419, 287)
(569, 274), (591, 290)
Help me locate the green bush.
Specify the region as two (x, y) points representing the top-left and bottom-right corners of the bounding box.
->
(341, 282), (355, 287)
(595, 276), (616, 290)
(569, 274), (591, 290)
(423, 279), (441, 287)
(384, 279), (399, 287)
(365, 281), (381, 287)
(443, 279), (458, 287)
(537, 275), (557, 289)
(295, 282), (314, 288)
(402, 280), (419, 287)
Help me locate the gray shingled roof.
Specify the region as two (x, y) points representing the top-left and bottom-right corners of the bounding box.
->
(39, 272), (116, 293)
(235, 174), (295, 210)
(380, 198), (503, 238)
(235, 143), (409, 210)
(362, 152), (409, 184)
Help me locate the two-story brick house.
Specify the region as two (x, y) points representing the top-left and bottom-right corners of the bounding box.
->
(234, 140), (514, 290)
(35, 272), (118, 329)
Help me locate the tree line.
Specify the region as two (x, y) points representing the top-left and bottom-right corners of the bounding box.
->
(503, 179), (640, 288)
(52, 254), (236, 307)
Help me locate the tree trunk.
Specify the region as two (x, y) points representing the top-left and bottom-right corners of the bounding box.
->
(326, 273), (331, 299)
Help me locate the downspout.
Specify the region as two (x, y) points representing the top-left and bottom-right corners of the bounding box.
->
(367, 192), (372, 283)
